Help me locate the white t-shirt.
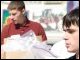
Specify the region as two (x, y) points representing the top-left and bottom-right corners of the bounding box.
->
(50, 40), (75, 59)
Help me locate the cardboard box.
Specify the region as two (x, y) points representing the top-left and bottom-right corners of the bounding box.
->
(1, 50), (34, 59)
(1, 35), (42, 59)
(1, 51), (6, 59)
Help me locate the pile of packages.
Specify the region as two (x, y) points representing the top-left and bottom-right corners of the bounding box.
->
(1, 30), (39, 59)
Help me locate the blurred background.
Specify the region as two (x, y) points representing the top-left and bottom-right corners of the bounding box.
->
(1, 1), (79, 45)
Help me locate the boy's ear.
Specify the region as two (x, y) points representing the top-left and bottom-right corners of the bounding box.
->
(22, 9), (28, 16)
(22, 9), (25, 14)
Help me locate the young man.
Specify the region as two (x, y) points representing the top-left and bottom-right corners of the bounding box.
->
(63, 7), (79, 59)
(1, 1), (47, 44)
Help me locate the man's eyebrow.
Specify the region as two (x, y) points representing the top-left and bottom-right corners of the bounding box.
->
(9, 13), (16, 15)
(66, 29), (71, 31)
(63, 28), (71, 31)
(63, 28), (76, 31)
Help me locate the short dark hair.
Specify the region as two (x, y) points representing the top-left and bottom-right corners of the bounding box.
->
(7, 1), (25, 11)
(63, 7), (79, 28)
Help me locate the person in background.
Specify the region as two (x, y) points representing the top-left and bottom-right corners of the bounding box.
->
(63, 7), (79, 59)
(1, 1), (47, 45)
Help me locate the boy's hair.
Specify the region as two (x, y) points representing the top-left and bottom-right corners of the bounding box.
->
(63, 7), (79, 28)
(7, 1), (25, 11)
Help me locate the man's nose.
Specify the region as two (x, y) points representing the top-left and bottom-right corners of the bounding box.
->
(9, 15), (14, 20)
(64, 32), (68, 40)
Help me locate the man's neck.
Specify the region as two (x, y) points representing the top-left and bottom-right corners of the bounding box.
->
(15, 16), (28, 29)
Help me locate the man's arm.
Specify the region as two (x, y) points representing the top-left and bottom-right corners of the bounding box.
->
(37, 23), (47, 41)
(1, 25), (10, 45)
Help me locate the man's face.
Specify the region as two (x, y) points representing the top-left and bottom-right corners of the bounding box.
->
(9, 9), (24, 24)
(63, 24), (79, 53)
